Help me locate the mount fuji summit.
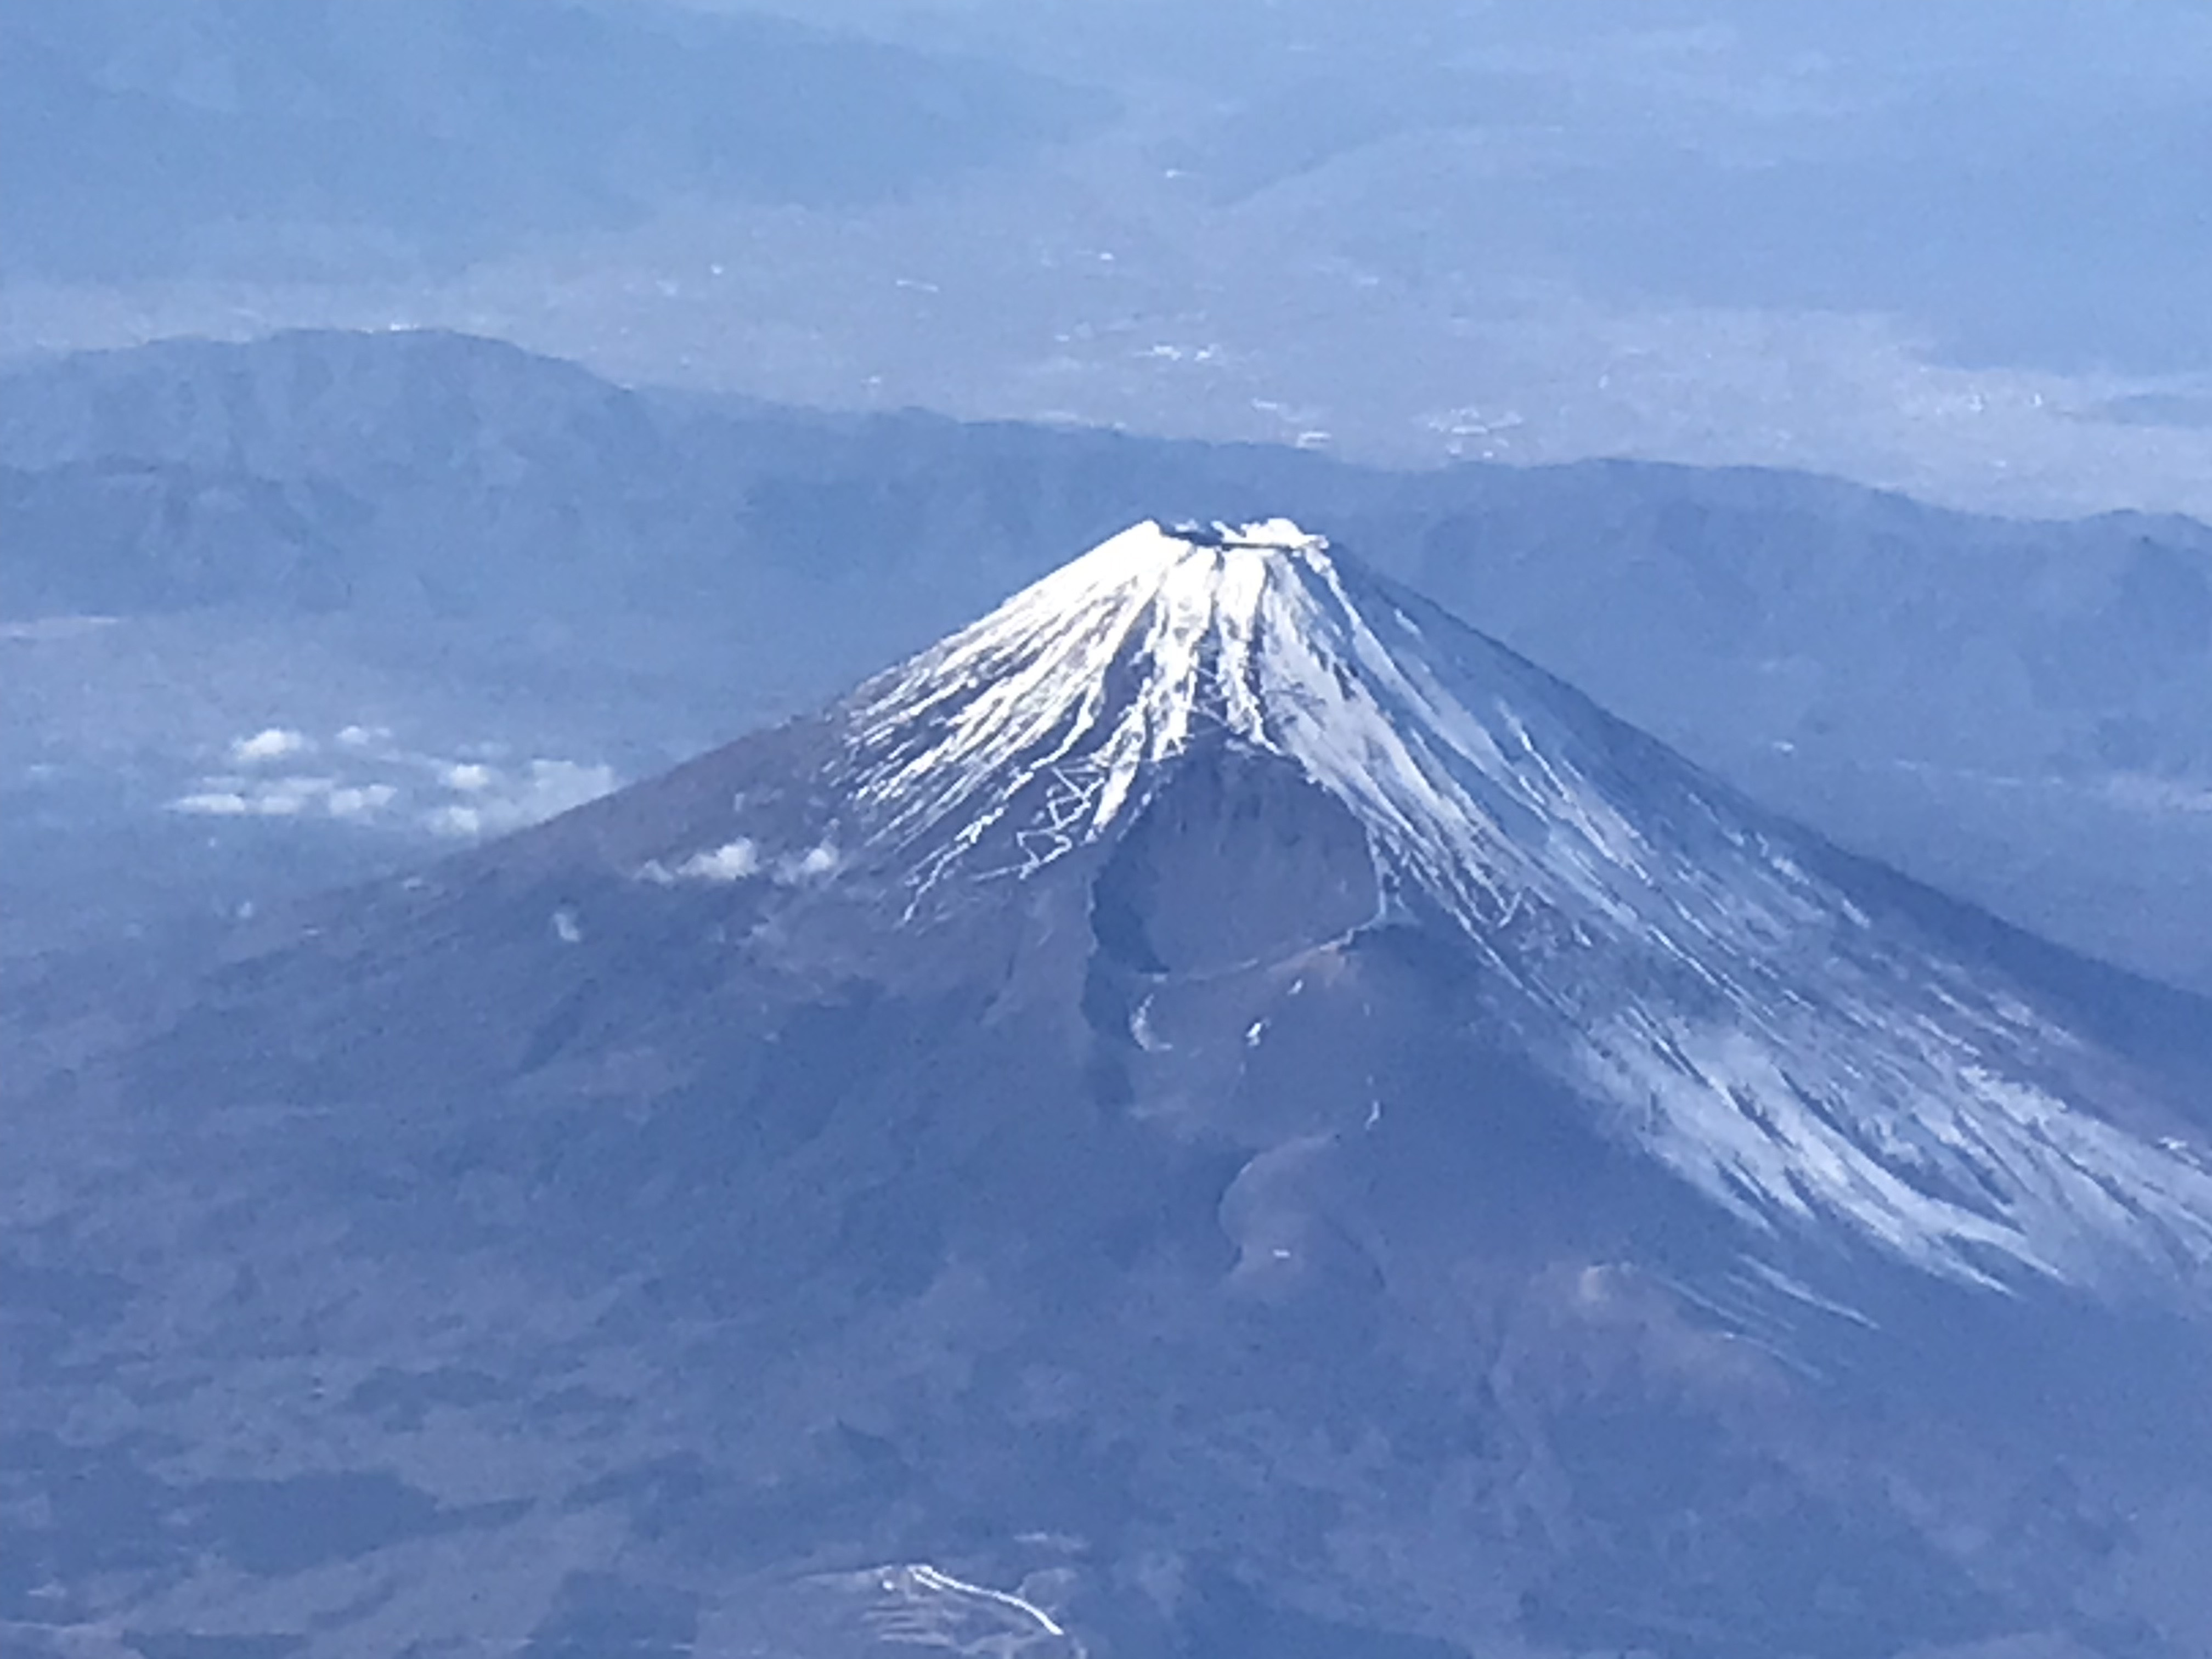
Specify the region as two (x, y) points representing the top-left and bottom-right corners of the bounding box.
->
(22, 519), (2212, 1657)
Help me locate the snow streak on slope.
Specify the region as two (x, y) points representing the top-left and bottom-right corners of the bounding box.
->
(848, 518), (1706, 930)
(836, 520), (2212, 1291)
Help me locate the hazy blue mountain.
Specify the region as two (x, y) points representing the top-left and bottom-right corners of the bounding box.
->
(0, 329), (735, 620)
(0, 0), (1096, 281)
(12, 521), (2212, 1657)
(14, 2), (2212, 532)
(6, 330), (2212, 996)
(0, 458), (356, 613)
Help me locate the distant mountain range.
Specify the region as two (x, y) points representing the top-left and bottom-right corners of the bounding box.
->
(13, 517), (2212, 1657)
(7, 328), (2212, 997)
(0, 0), (1094, 281)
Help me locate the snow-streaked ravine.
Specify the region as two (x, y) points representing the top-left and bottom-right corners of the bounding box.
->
(827, 519), (2212, 1291)
(853, 1563), (1084, 1656)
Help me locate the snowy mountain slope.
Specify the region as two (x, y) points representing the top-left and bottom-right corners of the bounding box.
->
(610, 517), (2212, 1296)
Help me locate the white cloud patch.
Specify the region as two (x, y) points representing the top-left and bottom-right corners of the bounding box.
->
(673, 838), (761, 883)
(636, 837), (844, 888)
(230, 727), (314, 765)
(250, 776), (334, 816)
(420, 759), (618, 838)
(777, 842), (841, 883)
(170, 790), (255, 817)
(328, 783), (400, 819)
(171, 726), (618, 838)
(172, 775), (340, 818)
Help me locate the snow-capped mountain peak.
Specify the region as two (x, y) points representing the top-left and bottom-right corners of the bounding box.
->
(842, 516), (1671, 927)
(825, 519), (2212, 1295)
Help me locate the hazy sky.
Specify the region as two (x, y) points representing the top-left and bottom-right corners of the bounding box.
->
(9, 0), (2212, 516)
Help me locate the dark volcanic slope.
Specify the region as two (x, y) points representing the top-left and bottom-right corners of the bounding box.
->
(14, 522), (2212, 1659)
